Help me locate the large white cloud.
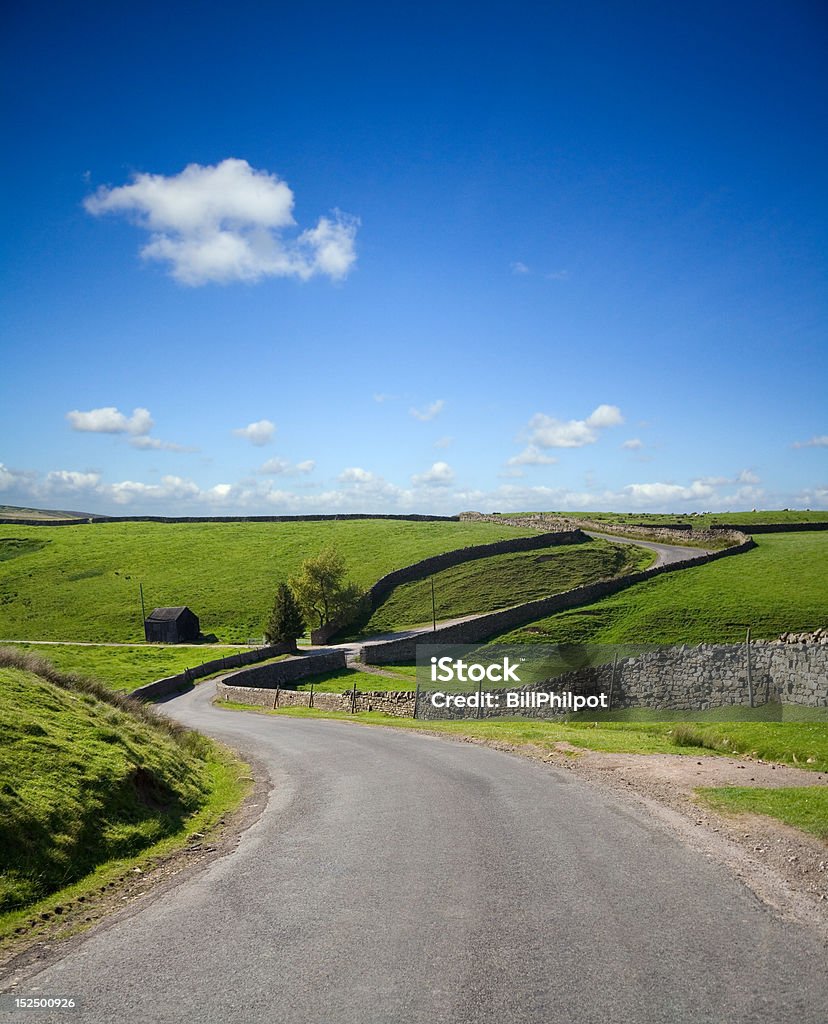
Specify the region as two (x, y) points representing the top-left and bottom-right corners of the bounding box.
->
(84, 159), (359, 286)
(523, 404), (624, 451)
(233, 419), (275, 446)
(67, 406), (153, 435)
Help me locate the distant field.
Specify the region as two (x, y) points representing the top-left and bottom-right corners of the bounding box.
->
(295, 667), (415, 692)
(0, 505), (90, 522)
(491, 532), (827, 646)
(0, 643), (254, 692)
(0, 519), (535, 642)
(353, 537), (654, 636)
(510, 510), (828, 527)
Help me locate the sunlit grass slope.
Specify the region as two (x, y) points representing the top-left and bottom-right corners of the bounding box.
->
(0, 520), (535, 642)
(355, 537), (654, 635)
(492, 533), (827, 646)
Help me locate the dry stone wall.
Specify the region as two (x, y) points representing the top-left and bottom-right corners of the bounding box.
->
(361, 537), (756, 664)
(215, 681), (415, 716)
(415, 642), (828, 719)
(310, 528), (586, 643)
(131, 642), (293, 701)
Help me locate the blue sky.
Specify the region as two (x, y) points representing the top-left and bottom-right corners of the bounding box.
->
(1, 0), (826, 514)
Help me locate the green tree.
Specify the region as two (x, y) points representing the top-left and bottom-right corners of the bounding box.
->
(289, 546), (362, 631)
(264, 583), (305, 650)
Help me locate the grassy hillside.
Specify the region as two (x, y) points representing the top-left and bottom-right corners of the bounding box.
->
(0, 649), (240, 914)
(492, 532), (827, 646)
(0, 519), (535, 643)
(354, 537), (654, 635)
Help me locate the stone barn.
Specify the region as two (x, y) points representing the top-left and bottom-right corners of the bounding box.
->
(144, 606), (200, 643)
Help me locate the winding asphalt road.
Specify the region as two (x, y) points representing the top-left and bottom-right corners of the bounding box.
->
(6, 681), (828, 1024)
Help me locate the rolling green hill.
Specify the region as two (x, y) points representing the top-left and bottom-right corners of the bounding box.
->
(354, 537), (654, 635)
(492, 532), (827, 646)
(0, 519), (535, 643)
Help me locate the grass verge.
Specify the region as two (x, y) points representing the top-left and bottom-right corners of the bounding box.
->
(698, 787), (828, 839)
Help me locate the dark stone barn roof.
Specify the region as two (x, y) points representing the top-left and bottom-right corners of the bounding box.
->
(146, 606), (192, 622)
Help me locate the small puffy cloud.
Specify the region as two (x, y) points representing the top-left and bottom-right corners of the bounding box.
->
(339, 466), (375, 484)
(260, 457), (315, 475)
(621, 438), (643, 450)
(624, 480), (715, 504)
(44, 470), (102, 490)
(545, 269), (569, 281)
(511, 261), (530, 275)
(585, 404), (624, 429)
(129, 436), (198, 453)
(411, 461), (455, 487)
(737, 469), (760, 484)
(410, 400), (445, 422)
(84, 158), (358, 286)
(373, 392), (395, 403)
(233, 419), (275, 446)
(67, 406), (153, 435)
(434, 436), (454, 449)
(508, 444), (558, 467)
(792, 435), (828, 449)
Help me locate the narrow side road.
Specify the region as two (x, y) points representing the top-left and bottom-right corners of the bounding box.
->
(3, 682), (827, 1024)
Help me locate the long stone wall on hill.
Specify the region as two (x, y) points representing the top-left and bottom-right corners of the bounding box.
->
(215, 681), (415, 716)
(1, 512), (460, 527)
(415, 642), (828, 719)
(459, 511), (746, 548)
(360, 536), (756, 664)
(130, 642), (293, 701)
(223, 649), (346, 688)
(310, 528), (586, 643)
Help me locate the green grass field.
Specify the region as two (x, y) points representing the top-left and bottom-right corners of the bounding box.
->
(0, 643), (256, 693)
(490, 532), (827, 646)
(0, 519), (535, 643)
(0, 651), (247, 916)
(353, 537), (654, 635)
(295, 667), (415, 692)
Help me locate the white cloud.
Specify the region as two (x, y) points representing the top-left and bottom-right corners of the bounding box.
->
(545, 269), (569, 281)
(585, 404), (624, 429)
(411, 462), (455, 487)
(434, 436), (454, 449)
(338, 467), (375, 484)
(517, 404), (624, 456)
(233, 419), (275, 446)
(373, 393), (395, 403)
(84, 158), (358, 286)
(511, 261), (530, 275)
(260, 457), (315, 475)
(67, 406), (153, 435)
(792, 435), (828, 449)
(622, 438), (643, 450)
(508, 444), (558, 467)
(410, 399), (445, 422)
(129, 436), (198, 453)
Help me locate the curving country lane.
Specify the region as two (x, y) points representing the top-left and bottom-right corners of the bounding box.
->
(5, 679), (827, 1024)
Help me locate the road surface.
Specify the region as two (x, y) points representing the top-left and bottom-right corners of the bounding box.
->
(4, 681), (827, 1024)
